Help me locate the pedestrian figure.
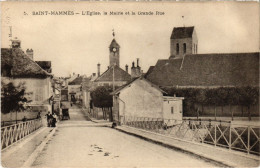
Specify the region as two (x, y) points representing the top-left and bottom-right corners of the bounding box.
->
(22, 116), (27, 122)
(52, 113), (57, 127)
(36, 111), (41, 119)
(45, 111), (53, 127)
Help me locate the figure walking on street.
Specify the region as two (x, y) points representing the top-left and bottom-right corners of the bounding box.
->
(52, 113), (57, 127)
(45, 111), (53, 127)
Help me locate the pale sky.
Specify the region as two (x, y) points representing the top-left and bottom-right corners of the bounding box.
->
(1, 2), (259, 77)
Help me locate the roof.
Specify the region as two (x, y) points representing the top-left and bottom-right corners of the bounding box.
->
(95, 65), (131, 82)
(111, 77), (167, 95)
(35, 61), (51, 68)
(146, 52), (259, 87)
(109, 39), (120, 48)
(82, 77), (91, 91)
(144, 66), (155, 78)
(1, 48), (52, 78)
(68, 76), (83, 85)
(170, 27), (194, 39)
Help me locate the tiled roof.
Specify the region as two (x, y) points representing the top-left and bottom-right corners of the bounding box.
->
(95, 65), (131, 82)
(82, 77), (91, 91)
(146, 52), (259, 87)
(35, 61), (52, 73)
(144, 66), (155, 78)
(68, 76), (83, 85)
(111, 77), (167, 95)
(1, 48), (52, 78)
(170, 27), (194, 39)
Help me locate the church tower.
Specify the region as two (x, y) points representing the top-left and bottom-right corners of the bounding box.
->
(109, 30), (120, 67)
(170, 26), (198, 59)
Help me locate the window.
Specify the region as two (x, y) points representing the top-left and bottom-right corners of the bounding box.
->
(171, 107), (174, 114)
(176, 43), (179, 55)
(183, 43), (186, 54)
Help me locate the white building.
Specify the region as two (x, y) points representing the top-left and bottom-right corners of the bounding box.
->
(111, 77), (184, 124)
(1, 42), (53, 120)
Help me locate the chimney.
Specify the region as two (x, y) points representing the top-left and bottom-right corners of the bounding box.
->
(137, 58), (140, 67)
(78, 74), (80, 77)
(131, 61), (135, 68)
(131, 61), (136, 78)
(107, 66), (109, 70)
(26, 49), (34, 60)
(92, 73), (96, 77)
(97, 63), (101, 77)
(125, 64), (128, 73)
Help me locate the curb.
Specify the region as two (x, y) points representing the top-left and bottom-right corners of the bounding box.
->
(22, 127), (57, 167)
(114, 126), (238, 167)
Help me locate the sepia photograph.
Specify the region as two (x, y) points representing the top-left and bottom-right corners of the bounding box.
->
(1, 1), (259, 167)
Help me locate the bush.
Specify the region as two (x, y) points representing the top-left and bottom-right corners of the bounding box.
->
(1, 82), (29, 114)
(161, 86), (259, 117)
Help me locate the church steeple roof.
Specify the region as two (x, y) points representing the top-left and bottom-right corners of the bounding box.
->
(170, 26), (194, 39)
(109, 39), (120, 48)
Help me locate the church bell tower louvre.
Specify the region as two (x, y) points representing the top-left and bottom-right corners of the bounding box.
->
(109, 30), (120, 67)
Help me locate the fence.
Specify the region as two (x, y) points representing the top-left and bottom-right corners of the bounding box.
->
(121, 116), (260, 155)
(89, 107), (112, 121)
(1, 118), (43, 150)
(1, 118), (40, 127)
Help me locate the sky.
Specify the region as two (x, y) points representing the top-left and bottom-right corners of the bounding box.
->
(1, 2), (259, 77)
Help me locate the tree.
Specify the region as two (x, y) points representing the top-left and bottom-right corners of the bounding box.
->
(1, 82), (29, 122)
(90, 86), (113, 108)
(195, 89), (207, 117)
(205, 89), (218, 120)
(90, 85), (116, 120)
(215, 87), (228, 116)
(238, 87), (259, 121)
(226, 87), (239, 121)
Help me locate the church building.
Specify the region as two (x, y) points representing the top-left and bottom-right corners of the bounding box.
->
(146, 26), (259, 88)
(94, 33), (131, 87)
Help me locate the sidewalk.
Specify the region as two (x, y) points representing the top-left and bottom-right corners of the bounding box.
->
(115, 125), (260, 167)
(1, 126), (55, 168)
(90, 118), (111, 123)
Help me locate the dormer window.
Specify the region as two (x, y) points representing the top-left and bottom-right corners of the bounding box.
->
(176, 43), (179, 55)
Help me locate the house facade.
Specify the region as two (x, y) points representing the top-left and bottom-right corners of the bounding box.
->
(1, 41), (53, 120)
(111, 77), (183, 124)
(68, 75), (83, 103)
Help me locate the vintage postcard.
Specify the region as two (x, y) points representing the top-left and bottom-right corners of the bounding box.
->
(1, 1), (259, 167)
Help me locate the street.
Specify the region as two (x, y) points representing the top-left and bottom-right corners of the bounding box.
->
(31, 106), (216, 167)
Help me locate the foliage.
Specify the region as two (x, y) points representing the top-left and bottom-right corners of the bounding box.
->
(161, 86), (259, 116)
(1, 82), (29, 114)
(90, 85), (115, 108)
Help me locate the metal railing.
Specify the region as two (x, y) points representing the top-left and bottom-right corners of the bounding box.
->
(121, 116), (260, 155)
(1, 118), (40, 127)
(1, 118), (43, 150)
